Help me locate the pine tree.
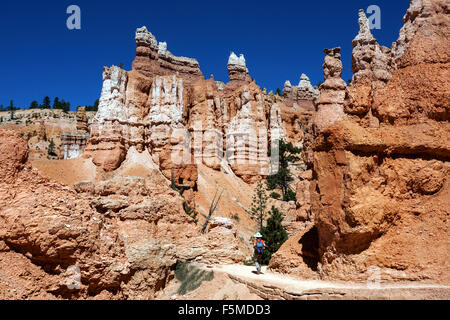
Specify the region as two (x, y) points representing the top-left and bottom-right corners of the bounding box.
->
(260, 206), (288, 265)
(48, 138), (57, 157)
(30, 100), (39, 109)
(86, 99), (100, 112)
(275, 88), (282, 96)
(266, 139), (301, 202)
(62, 101), (70, 113)
(93, 98), (99, 111)
(8, 100), (15, 120)
(0, 104), (4, 111)
(42, 96), (51, 109)
(53, 97), (60, 109)
(248, 181), (268, 230)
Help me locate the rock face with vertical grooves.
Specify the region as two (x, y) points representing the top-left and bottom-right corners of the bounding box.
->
(351, 9), (395, 84)
(283, 74), (319, 111)
(0, 129), (245, 299)
(271, 0), (450, 284)
(84, 26), (313, 184)
(313, 48), (346, 132)
(227, 52), (251, 82)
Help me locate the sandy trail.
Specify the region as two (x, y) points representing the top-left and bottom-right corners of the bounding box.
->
(205, 264), (450, 299)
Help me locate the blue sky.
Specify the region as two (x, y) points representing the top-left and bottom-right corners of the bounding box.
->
(0, 0), (410, 110)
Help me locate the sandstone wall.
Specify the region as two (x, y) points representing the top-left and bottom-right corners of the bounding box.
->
(0, 129), (244, 299)
(283, 74), (319, 111)
(0, 108), (95, 161)
(84, 27), (316, 185)
(271, 0), (450, 284)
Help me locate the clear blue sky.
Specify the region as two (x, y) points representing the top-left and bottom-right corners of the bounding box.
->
(0, 0), (410, 110)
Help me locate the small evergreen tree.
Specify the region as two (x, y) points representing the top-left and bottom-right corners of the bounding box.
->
(266, 139), (301, 201)
(86, 99), (100, 112)
(63, 101), (71, 112)
(0, 104), (4, 111)
(275, 88), (282, 96)
(248, 181), (268, 230)
(260, 206), (288, 265)
(8, 100), (15, 119)
(58, 99), (71, 112)
(93, 98), (99, 111)
(48, 138), (57, 157)
(284, 189), (296, 202)
(30, 100), (39, 109)
(42, 96), (51, 109)
(53, 97), (60, 109)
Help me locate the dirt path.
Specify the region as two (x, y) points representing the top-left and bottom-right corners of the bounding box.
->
(206, 264), (450, 300)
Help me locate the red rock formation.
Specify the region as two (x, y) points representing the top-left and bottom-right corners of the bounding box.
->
(222, 82), (271, 182)
(75, 107), (89, 133)
(313, 48), (347, 132)
(271, 0), (450, 284)
(227, 52), (251, 83)
(60, 132), (90, 160)
(351, 10), (395, 84)
(0, 130), (28, 184)
(283, 74), (319, 111)
(0, 129), (244, 299)
(84, 26), (311, 184)
(59, 107), (90, 160)
(374, 0), (450, 124)
(132, 26), (203, 83)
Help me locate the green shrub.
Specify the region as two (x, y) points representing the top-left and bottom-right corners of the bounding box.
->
(260, 206), (288, 265)
(283, 189), (296, 202)
(183, 202), (199, 224)
(270, 192), (281, 200)
(47, 139), (57, 157)
(175, 262), (214, 295)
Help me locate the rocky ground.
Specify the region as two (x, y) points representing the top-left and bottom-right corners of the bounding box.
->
(157, 264), (450, 300)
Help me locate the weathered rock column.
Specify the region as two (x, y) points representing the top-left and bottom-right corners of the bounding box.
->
(313, 47), (346, 132)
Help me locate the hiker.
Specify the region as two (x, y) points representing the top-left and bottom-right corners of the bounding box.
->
(253, 232), (265, 274)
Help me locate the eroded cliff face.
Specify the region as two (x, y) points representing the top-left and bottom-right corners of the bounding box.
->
(283, 74), (319, 112)
(0, 108), (95, 161)
(0, 130), (244, 299)
(271, 0), (450, 284)
(0, 24), (320, 299)
(84, 26), (316, 184)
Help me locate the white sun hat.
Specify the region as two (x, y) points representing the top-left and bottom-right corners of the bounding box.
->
(254, 232), (262, 238)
